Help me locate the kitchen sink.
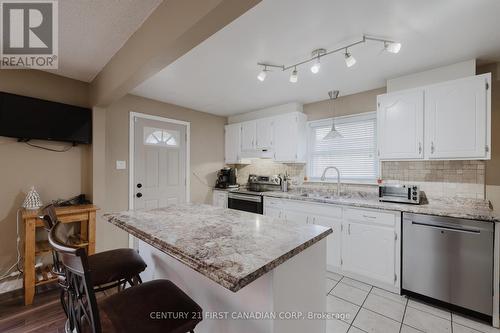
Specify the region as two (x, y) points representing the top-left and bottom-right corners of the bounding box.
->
(299, 193), (337, 200)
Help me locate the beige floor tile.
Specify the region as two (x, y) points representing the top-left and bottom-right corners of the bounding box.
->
(370, 287), (408, 305)
(327, 295), (360, 324)
(341, 277), (372, 291)
(348, 326), (368, 333)
(327, 271), (343, 281)
(453, 322), (484, 333)
(407, 298), (451, 320)
(326, 278), (337, 295)
(326, 318), (350, 333)
(331, 282), (369, 306)
(403, 306), (451, 332)
(353, 308), (400, 333)
(452, 313), (500, 333)
(400, 324), (424, 332)
(363, 293), (406, 322)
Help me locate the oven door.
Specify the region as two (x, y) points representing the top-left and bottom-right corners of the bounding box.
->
(228, 193), (263, 214)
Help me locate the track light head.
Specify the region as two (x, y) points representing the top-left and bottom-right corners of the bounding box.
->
(310, 57), (321, 74)
(344, 50), (356, 68)
(385, 41), (402, 54)
(289, 67), (298, 83)
(310, 49), (325, 74)
(257, 66), (268, 81)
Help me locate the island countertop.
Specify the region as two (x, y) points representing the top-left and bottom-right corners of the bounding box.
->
(105, 203), (332, 292)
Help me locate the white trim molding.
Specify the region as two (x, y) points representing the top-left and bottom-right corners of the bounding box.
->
(128, 111), (191, 248)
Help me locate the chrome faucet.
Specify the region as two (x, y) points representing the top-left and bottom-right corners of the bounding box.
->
(320, 166), (341, 196)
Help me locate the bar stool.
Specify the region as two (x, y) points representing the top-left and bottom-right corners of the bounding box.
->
(40, 205), (147, 291)
(48, 220), (203, 333)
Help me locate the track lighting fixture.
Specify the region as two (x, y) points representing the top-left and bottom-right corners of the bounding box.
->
(384, 41), (401, 54)
(289, 67), (298, 83)
(344, 49), (356, 68)
(256, 35), (401, 82)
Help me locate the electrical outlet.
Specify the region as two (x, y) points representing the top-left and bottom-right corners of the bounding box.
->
(116, 160), (127, 170)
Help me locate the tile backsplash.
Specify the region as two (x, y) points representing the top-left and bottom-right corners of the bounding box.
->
(230, 159), (486, 199)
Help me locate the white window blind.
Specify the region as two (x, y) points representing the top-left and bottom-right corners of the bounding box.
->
(307, 112), (377, 182)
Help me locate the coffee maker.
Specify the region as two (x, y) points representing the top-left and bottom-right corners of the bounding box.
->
(215, 167), (238, 189)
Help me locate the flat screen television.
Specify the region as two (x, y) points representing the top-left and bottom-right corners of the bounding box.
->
(0, 92), (92, 144)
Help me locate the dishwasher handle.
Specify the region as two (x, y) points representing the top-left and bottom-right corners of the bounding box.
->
(411, 221), (480, 234)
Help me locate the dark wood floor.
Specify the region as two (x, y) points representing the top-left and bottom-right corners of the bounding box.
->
(0, 287), (66, 333)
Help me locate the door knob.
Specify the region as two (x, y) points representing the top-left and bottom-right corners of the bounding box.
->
(136, 193), (142, 198)
(137, 183), (142, 188)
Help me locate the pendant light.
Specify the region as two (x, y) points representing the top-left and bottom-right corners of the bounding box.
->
(323, 90), (342, 140)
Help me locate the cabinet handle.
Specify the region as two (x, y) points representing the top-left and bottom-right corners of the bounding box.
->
(312, 217), (316, 224)
(252, 139), (255, 147)
(363, 214), (377, 219)
(348, 224), (351, 234)
(431, 142), (435, 154)
(306, 216), (309, 224)
(418, 142), (422, 155)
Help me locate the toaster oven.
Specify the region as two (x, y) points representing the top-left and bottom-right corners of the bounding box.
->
(379, 184), (420, 204)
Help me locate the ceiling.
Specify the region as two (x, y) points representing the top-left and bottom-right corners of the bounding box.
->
(47, 0), (162, 82)
(131, 0), (500, 116)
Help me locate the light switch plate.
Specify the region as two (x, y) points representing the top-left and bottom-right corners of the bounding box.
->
(116, 160), (126, 170)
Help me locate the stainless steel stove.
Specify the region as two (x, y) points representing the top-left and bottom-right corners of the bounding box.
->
(227, 174), (281, 214)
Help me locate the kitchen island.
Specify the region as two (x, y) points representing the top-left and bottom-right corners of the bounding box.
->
(105, 203), (332, 333)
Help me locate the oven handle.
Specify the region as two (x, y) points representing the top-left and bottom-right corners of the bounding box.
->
(411, 221), (480, 234)
(228, 193), (262, 202)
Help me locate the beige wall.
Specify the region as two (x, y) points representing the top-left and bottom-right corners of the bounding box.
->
(0, 70), (90, 273)
(303, 87), (386, 120)
(99, 94), (226, 250)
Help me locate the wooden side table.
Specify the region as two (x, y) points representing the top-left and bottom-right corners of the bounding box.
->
(22, 204), (98, 305)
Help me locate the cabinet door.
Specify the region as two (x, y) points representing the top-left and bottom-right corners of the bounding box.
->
(256, 118), (274, 150)
(342, 222), (396, 286)
(225, 124), (241, 163)
(274, 114), (298, 162)
(425, 75), (489, 159)
(212, 192), (227, 208)
(283, 209), (310, 225)
(241, 121), (256, 151)
(313, 215), (342, 271)
(377, 90), (424, 159)
(264, 206), (283, 219)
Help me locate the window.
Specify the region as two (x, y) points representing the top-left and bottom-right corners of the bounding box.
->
(144, 127), (179, 147)
(307, 112), (377, 182)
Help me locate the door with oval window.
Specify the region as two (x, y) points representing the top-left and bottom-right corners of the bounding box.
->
(133, 116), (187, 209)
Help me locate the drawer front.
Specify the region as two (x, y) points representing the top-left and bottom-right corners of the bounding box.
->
(344, 207), (397, 226)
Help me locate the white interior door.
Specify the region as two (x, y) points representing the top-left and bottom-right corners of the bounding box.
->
(133, 117), (187, 209)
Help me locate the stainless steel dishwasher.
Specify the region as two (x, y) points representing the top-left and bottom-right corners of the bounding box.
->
(402, 213), (494, 318)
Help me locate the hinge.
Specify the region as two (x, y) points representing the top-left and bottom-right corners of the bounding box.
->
(378, 150), (380, 157)
(341, 259), (343, 266)
(377, 102), (380, 108)
(486, 82), (489, 90)
(486, 145), (490, 153)
(341, 224), (343, 232)
(185, 132), (187, 141)
(394, 274), (397, 282)
(395, 231), (398, 241)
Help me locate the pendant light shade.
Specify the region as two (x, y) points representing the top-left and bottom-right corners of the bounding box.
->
(323, 90), (343, 140)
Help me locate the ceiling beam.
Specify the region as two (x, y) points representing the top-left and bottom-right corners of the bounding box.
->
(89, 0), (261, 107)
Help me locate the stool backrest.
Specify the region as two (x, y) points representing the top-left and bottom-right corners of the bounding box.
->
(40, 205), (64, 275)
(48, 221), (102, 333)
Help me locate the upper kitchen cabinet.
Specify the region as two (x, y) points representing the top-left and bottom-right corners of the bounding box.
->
(273, 112), (307, 163)
(240, 121), (257, 151)
(425, 73), (491, 160)
(377, 89), (424, 160)
(256, 118), (274, 150)
(225, 123), (250, 164)
(377, 73), (491, 161)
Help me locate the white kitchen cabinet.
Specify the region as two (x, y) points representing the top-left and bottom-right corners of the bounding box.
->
(377, 73), (491, 161)
(377, 89), (424, 159)
(212, 190), (228, 208)
(273, 112), (307, 163)
(256, 118), (274, 150)
(313, 215), (342, 272)
(224, 123), (250, 164)
(241, 121), (257, 151)
(342, 207), (400, 291)
(425, 74), (490, 159)
(283, 209), (310, 225)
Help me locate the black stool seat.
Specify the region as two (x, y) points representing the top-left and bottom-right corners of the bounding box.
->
(89, 248), (147, 286)
(98, 279), (202, 333)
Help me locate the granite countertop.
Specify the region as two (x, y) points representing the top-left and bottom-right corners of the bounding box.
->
(105, 203), (331, 292)
(263, 191), (500, 222)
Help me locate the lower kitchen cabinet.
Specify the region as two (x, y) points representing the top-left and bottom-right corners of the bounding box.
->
(263, 197), (401, 293)
(212, 190), (228, 208)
